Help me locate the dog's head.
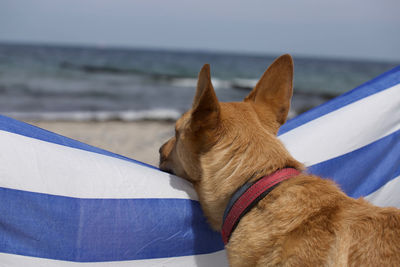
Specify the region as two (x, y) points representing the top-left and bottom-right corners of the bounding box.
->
(159, 54), (295, 184)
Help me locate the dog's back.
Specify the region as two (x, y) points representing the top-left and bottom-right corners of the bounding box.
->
(227, 174), (400, 266)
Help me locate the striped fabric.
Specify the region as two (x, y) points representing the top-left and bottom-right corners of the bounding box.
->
(0, 66), (399, 266)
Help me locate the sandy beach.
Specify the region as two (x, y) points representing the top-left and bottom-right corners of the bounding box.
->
(27, 120), (175, 167)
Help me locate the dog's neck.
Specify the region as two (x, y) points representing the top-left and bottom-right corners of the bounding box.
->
(221, 167), (302, 244)
(194, 135), (304, 231)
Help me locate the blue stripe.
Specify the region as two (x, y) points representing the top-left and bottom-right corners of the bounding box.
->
(308, 129), (400, 198)
(279, 65), (400, 135)
(0, 115), (157, 170)
(0, 187), (224, 262)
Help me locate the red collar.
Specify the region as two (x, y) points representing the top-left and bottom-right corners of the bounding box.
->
(221, 168), (301, 245)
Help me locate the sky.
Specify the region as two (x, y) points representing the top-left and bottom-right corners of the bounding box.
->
(0, 0), (399, 62)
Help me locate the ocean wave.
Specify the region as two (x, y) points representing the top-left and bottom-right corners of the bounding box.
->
(60, 62), (190, 80)
(4, 109), (182, 122)
(59, 62), (258, 90)
(168, 77), (339, 98)
(230, 78), (258, 90)
(170, 78), (233, 89)
(169, 77), (258, 90)
(57, 62), (340, 96)
(60, 62), (153, 77)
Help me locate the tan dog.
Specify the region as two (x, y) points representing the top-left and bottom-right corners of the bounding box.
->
(159, 55), (400, 266)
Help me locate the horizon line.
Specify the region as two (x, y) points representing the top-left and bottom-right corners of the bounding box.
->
(0, 39), (399, 64)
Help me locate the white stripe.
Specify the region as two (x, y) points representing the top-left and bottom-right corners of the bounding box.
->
(0, 130), (198, 200)
(280, 83), (400, 166)
(0, 251), (228, 267)
(365, 175), (400, 208)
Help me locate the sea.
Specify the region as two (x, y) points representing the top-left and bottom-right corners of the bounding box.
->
(0, 43), (398, 122)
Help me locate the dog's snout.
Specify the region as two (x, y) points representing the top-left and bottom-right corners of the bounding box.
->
(159, 145), (167, 165)
(159, 138), (174, 166)
(159, 140), (171, 161)
(159, 143), (165, 155)
(159, 137), (179, 175)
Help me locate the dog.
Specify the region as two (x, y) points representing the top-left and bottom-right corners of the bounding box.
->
(159, 54), (400, 266)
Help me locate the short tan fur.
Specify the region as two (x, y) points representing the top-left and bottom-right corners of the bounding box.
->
(159, 55), (400, 266)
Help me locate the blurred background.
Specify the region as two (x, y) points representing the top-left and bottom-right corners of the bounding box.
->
(0, 0), (399, 165)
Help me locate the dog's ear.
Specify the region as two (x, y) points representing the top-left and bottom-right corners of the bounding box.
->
(191, 64), (220, 131)
(245, 54), (293, 125)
